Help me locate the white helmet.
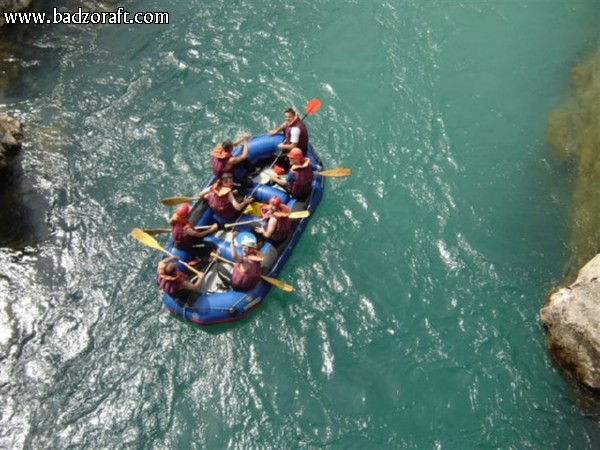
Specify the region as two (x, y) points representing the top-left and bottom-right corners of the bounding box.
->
(236, 232), (257, 249)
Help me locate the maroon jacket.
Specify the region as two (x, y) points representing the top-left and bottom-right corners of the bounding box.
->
(284, 117), (309, 152)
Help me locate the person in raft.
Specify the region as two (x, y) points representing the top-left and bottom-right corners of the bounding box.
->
(268, 107), (309, 173)
(168, 203), (218, 250)
(230, 231), (264, 291)
(268, 147), (314, 198)
(199, 172), (254, 221)
(157, 255), (203, 300)
(254, 195), (292, 244)
(211, 133), (250, 180)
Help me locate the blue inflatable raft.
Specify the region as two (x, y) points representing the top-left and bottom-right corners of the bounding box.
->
(160, 134), (324, 325)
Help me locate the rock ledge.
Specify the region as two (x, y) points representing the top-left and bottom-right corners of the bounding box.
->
(540, 254), (600, 391)
(0, 114), (23, 172)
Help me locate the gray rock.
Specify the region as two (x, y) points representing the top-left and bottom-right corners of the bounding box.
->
(0, 114), (23, 171)
(540, 254), (600, 391)
(0, 0), (33, 26)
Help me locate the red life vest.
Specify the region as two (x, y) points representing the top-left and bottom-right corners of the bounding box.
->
(261, 207), (291, 243)
(231, 259), (262, 291)
(206, 188), (238, 220)
(211, 154), (230, 179)
(284, 118), (309, 152)
(171, 222), (195, 249)
(158, 270), (189, 298)
(290, 160), (313, 197)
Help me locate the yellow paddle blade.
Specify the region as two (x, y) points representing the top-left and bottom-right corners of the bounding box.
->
(260, 274), (293, 292)
(160, 196), (201, 206)
(317, 168), (352, 177)
(305, 98), (322, 115)
(131, 227), (204, 277)
(130, 227), (165, 253)
(289, 210), (310, 219)
(243, 201), (263, 217)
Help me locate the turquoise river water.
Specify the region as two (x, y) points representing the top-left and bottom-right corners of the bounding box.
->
(0, 0), (599, 448)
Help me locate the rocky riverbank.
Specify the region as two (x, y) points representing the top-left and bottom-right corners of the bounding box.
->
(541, 255), (600, 392)
(0, 114), (23, 174)
(542, 47), (600, 394)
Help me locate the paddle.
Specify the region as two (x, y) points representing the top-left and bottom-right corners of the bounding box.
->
(317, 168), (352, 177)
(300, 97), (322, 121)
(142, 225), (214, 236)
(161, 196), (201, 206)
(224, 210), (310, 229)
(130, 227), (204, 277)
(161, 189), (240, 206)
(210, 252), (293, 292)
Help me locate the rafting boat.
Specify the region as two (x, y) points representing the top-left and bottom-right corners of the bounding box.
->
(160, 133), (324, 325)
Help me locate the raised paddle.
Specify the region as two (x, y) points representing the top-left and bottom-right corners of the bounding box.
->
(210, 252), (293, 292)
(317, 168), (352, 177)
(300, 98), (322, 121)
(224, 210), (311, 229)
(130, 227), (204, 277)
(142, 225), (214, 236)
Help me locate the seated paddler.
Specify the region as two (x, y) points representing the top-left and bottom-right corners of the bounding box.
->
(254, 195), (292, 244)
(211, 133), (250, 180)
(168, 203), (218, 250)
(268, 147), (315, 199)
(229, 231), (264, 291)
(199, 172), (254, 222)
(157, 255), (203, 301)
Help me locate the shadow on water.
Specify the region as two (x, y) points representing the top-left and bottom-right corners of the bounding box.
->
(1, 5), (61, 250)
(0, 153), (51, 248)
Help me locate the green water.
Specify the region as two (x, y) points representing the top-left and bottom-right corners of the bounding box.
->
(1, 0), (599, 448)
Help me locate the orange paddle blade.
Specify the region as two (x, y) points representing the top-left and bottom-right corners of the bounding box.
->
(305, 98), (322, 115)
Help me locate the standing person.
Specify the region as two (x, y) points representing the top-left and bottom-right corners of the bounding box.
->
(157, 255), (203, 300)
(199, 172), (254, 221)
(268, 148), (314, 198)
(229, 231), (263, 291)
(168, 203), (218, 250)
(268, 107), (309, 172)
(255, 195), (292, 244)
(211, 133), (250, 180)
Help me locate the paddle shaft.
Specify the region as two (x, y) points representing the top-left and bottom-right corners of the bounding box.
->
(130, 228), (204, 277)
(143, 225), (214, 236)
(224, 210), (310, 229)
(210, 252), (293, 292)
(165, 250), (203, 277)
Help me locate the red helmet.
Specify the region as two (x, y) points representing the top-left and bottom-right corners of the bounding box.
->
(269, 195), (282, 207)
(287, 148), (303, 160)
(175, 203), (191, 217)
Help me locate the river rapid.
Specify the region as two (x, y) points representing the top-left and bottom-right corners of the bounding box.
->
(1, 0), (599, 448)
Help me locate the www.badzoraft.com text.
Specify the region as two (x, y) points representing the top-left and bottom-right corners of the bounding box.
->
(3, 7), (169, 25)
